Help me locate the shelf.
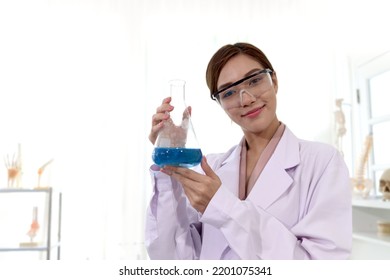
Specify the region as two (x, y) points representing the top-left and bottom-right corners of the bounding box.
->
(0, 187), (61, 260)
(0, 187), (52, 193)
(0, 243), (60, 252)
(353, 232), (390, 247)
(352, 197), (390, 209)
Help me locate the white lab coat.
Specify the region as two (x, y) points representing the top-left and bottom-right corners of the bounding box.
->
(145, 126), (352, 259)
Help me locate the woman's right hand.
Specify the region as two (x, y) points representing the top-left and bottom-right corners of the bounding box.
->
(149, 97), (173, 145)
(149, 96), (193, 147)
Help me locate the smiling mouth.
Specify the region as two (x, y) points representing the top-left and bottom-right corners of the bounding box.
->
(242, 104), (265, 117)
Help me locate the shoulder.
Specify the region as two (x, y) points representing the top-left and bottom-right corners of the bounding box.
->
(299, 139), (339, 158)
(204, 145), (238, 168)
(295, 138), (346, 175)
(284, 126), (340, 159)
(281, 126), (345, 172)
(281, 128), (350, 195)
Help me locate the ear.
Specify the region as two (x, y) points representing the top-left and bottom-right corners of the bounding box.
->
(271, 71), (278, 94)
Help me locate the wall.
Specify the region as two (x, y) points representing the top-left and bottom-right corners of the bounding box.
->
(1, 0), (390, 259)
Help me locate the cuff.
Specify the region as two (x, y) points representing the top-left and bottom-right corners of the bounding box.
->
(149, 164), (174, 192)
(200, 186), (238, 228)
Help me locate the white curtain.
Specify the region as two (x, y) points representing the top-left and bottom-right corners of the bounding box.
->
(0, 0), (389, 259)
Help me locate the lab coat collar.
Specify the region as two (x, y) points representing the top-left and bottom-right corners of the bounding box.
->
(201, 127), (300, 259)
(218, 126), (300, 208)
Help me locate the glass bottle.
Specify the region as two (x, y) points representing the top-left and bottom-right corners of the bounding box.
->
(152, 80), (202, 167)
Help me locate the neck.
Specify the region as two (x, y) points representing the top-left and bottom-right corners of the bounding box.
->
(244, 118), (280, 153)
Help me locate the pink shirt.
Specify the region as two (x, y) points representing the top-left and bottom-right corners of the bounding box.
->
(239, 123), (285, 200)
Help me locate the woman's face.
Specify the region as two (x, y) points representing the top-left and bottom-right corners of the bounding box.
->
(217, 54), (278, 135)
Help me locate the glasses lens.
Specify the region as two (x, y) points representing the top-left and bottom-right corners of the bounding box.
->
(218, 71), (272, 108)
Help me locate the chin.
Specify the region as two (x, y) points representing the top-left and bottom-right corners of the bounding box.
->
(243, 117), (275, 133)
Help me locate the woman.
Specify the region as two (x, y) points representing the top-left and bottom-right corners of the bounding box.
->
(146, 42), (352, 259)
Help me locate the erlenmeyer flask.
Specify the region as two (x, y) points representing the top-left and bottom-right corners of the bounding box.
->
(152, 80), (202, 167)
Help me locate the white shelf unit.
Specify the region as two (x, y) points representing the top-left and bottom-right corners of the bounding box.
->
(352, 197), (390, 259)
(0, 187), (62, 260)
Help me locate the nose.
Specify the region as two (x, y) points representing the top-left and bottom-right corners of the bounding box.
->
(239, 89), (256, 107)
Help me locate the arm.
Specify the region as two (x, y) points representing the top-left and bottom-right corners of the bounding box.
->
(146, 96), (201, 259)
(145, 166), (202, 259)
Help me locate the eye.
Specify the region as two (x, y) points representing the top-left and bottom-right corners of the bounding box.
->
(248, 76), (263, 87)
(221, 89), (236, 99)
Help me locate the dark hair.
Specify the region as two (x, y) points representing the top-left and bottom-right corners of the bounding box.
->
(206, 42), (275, 98)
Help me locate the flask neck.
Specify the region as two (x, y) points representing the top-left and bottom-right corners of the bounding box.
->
(170, 80), (186, 101)
(169, 80), (187, 125)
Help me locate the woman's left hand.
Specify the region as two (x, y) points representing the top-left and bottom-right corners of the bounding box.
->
(161, 156), (221, 213)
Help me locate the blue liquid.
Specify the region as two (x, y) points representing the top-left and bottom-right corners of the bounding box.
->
(152, 147), (202, 167)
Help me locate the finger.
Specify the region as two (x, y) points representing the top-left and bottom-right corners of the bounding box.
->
(161, 166), (193, 180)
(156, 96), (173, 112)
(151, 112), (171, 126)
(162, 166), (205, 187)
(149, 99), (172, 144)
(161, 165), (183, 176)
(148, 121), (164, 145)
(171, 172), (195, 186)
(161, 167), (194, 186)
(165, 165), (214, 214)
(200, 156), (218, 180)
(150, 120), (164, 134)
(156, 103), (174, 115)
(162, 96), (172, 104)
(182, 106), (192, 120)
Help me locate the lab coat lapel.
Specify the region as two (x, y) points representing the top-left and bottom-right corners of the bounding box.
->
(215, 144), (242, 196)
(201, 128), (300, 259)
(247, 127), (300, 209)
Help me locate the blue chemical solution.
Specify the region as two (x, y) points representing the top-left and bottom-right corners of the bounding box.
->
(152, 147), (202, 167)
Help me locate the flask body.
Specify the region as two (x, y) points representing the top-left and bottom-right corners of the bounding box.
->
(152, 80), (202, 167)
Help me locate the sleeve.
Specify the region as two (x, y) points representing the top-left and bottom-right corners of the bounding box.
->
(145, 165), (202, 259)
(200, 148), (352, 260)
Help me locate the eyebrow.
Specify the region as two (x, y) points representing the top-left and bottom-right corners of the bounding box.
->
(217, 68), (262, 92)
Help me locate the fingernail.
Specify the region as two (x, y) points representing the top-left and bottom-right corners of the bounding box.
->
(161, 168), (172, 176)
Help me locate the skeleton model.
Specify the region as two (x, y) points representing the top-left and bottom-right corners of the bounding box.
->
(334, 98), (347, 156)
(27, 207), (40, 243)
(36, 159), (54, 188)
(20, 206), (40, 247)
(351, 135), (373, 198)
(379, 169), (390, 201)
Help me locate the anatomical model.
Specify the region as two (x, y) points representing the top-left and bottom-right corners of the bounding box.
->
(379, 169), (390, 201)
